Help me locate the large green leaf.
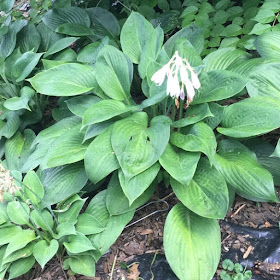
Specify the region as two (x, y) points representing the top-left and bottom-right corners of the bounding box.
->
(23, 170), (44, 206)
(89, 210), (134, 257)
(138, 26), (164, 79)
(217, 97), (280, 138)
(0, 226), (22, 246)
(85, 126), (119, 184)
(0, 20), (26, 58)
(5, 229), (36, 258)
(8, 255), (35, 279)
(7, 201), (30, 225)
(82, 100), (133, 127)
(0, 0), (14, 12)
(203, 47), (250, 72)
(111, 113), (170, 180)
(76, 213), (105, 235)
(43, 37), (78, 58)
(17, 23), (41, 53)
(4, 86), (35, 111)
(29, 63), (97, 96)
(247, 63), (280, 98)
(42, 162), (88, 205)
(0, 111), (20, 139)
(66, 95), (100, 117)
(204, 102), (225, 129)
(64, 232), (95, 253)
(45, 125), (89, 168)
(215, 140), (279, 202)
(172, 103), (213, 128)
(164, 203), (220, 280)
(86, 7), (120, 39)
(254, 31), (280, 60)
(192, 70), (247, 104)
(56, 23), (94, 36)
(12, 51), (43, 82)
(42, 7), (91, 31)
(95, 45), (133, 101)
(68, 255), (95, 277)
(171, 158), (228, 219)
(120, 12), (156, 64)
(118, 164), (159, 205)
(163, 25), (204, 55)
(159, 143), (200, 186)
(4, 129), (35, 171)
(271, 140), (280, 158)
(33, 240), (59, 269)
(171, 122), (217, 164)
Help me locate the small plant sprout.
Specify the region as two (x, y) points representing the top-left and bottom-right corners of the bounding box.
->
(151, 51), (201, 106)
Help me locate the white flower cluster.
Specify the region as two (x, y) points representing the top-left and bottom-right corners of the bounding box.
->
(151, 51), (201, 104)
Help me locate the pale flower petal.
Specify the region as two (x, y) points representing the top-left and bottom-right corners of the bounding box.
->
(151, 64), (170, 86)
(185, 79), (195, 102)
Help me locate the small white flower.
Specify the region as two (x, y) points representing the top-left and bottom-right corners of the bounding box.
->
(151, 51), (201, 104)
(151, 64), (170, 86)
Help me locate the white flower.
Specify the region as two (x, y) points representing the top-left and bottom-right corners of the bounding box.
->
(151, 51), (201, 104)
(151, 63), (170, 86)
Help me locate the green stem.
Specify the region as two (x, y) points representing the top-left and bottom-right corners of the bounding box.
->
(178, 100), (184, 133)
(171, 102), (176, 122)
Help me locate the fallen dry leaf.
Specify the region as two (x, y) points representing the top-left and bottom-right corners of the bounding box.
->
(140, 229), (153, 235)
(127, 263), (140, 280)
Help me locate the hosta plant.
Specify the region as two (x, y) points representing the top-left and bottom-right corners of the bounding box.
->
(1, 7), (280, 280)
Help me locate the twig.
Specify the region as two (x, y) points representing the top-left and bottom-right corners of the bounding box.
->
(231, 204), (246, 217)
(273, 12), (279, 27)
(109, 255), (117, 280)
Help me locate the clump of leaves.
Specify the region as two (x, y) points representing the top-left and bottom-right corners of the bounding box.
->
(220, 259), (252, 280)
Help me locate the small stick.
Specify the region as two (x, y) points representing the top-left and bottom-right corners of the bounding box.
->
(231, 204), (246, 217)
(109, 255), (117, 280)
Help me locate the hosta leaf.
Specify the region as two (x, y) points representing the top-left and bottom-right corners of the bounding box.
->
(8, 255), (35, 279)
(254, 31), (280, 60)
(12, 52), (43, 82)
(89, 210), (134, 257)
(217, 97), (280, 138)
(17, 23), (41, 53)
(164, 203), (220, 280)
(42, 7), (91, 31)
(68, 255), (95, 277)
(82, 99), (133, 127)
(215, 140), (279, 202)
(163, 25), (204, 55)
(53, 223), (76, 239)
(23, 170), (44, 206)
(5, 230), (36, 258)
(29, 63), (97, 96)
(111, 113), (170, 180)
(64, 232), (95, 253)
(95, 45), (133, 101)
(271, 140), (280, 158)
(85, 126), (119, 184)
(2, 242), (35, 265)
(171, 122), (217, 164)
(43, 37), (78, 58)
(192, 70), (248, 104)
(159, 143), (200, 186)
(171, 158), (228, 219)
(0, 0), (14, 12)
(76, 213), (105, 235)
(203, 47), (250, 72)
(247, 63), (280, 98)
(118, 164), (159, 205)
(84, 121), (113, 141)
(204, 102), (225, 129)
(172, 103), (213, 128)
(56, 23), (94, 36)
(42, 162), (88, 205)
(85, 190), (110, 227)
(0, 111), (20, 139)
(7, 201), (30, 225)
(30, 209), (54, 232)
(86, 7), (120, 39)
(33, 240), (59, 269)
(66, 95), (101, 117)
(120, 12), (155, 64)
(4, 86), (35, 111)
(45, 125), (89, 168)
(0, 226), (22, 246)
